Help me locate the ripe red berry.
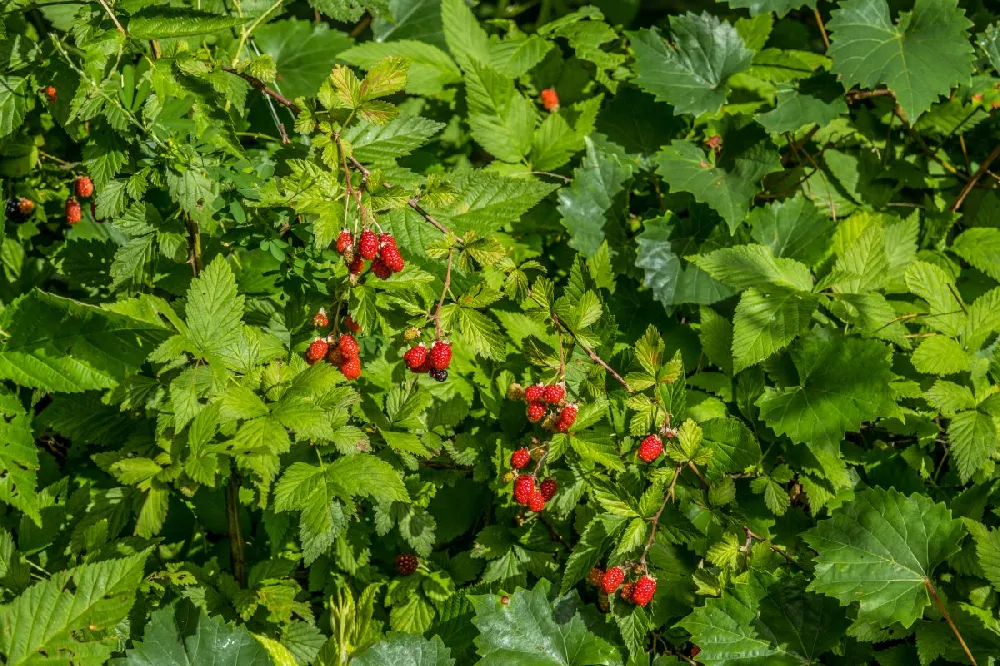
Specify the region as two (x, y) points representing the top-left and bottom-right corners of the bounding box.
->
(44, 85), (56, 103)
(65, 197), (82, 225)
(526, 401), (547, 423)
(630, 575), (657, 607)
(372, 258), (391, 279)
(510, 447), (531, 470)
(601, 566), (625, 594)
(690, 647), (701, 658)
(395, 553), (418, 575)
(524, 384), (545, 403)
(586, 568), (604, 586)
(543, 383), (566, 404)
(336, 229), (353, 254)
(556, 404), (578, 431)
(305, 338), (329, 364)
(620, 582), (636, 601)
(379, 232), (396, 247)
(344, 314), (361, 333)
(349, 257), (365, 275)
(338, 333), (360, 358)
(513, 475), (534, 505)
(540, 478), (557, 500)
(340, 356), (361, 380)
(404, 344), (428, 370)
(638, 434), (663, 463)
(358, 229), (378, 259)
(528, 490), (546, 512)
(381, 245), (405, 273)
(312, 308), (328, 328)
(75, 176), (94, 199)
(540, 88), (560, 111)
(430, 341), (452, 370)
(415, 354), (433, 374)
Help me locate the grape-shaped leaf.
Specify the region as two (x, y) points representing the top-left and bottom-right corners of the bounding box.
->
(629, 14), (753, 117)
(804, 488), (965, 628)
(827, 0), (974, 120)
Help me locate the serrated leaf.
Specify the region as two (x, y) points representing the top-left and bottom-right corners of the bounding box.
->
(185, 257), (245, 360)
(732, 288), (816, 372)
(354, 633), (455, 666)
(948, 409), (998, 483)
(463, 62), (535, 163)
(343, 116), (445, 165)
(691, 244), (813, 292)
(952, 227), (1000, 280)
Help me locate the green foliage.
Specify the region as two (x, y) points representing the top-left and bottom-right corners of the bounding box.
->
(2, 0), (1000, 663)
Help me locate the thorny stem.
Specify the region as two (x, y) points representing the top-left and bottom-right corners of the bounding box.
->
(951, 143), (1000, 211)
(925, 578), (978, 666)
(742, 526), (802, 569)
(435, 249), (454, 341)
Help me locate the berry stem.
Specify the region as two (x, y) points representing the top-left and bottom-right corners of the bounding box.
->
(96, 0), (127, 37)
(552, 313), (631, 393)
(926, 578), (979, 666)
(434, 249), (454, 341)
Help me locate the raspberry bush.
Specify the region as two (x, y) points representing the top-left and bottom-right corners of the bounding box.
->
(2, 0), (1000, 663)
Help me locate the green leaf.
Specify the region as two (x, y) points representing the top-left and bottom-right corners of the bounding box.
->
(748, 194), (835, 267)
(0, 291), (169, 392)
(255, 19), (353, 100)
(426, 171), (557, 235)
(655, 137), (781, 234)
(557, 136), (635, 258)
(732, 288), (817, 372)
(690, 244), (813, 292)
(341, 40), (461, 96)
(463, 62), (535, 163)
(0, 403), (40, 525)
(354, 633), (455, 666)
(111, 601), (271, 666)
(721, 0), (817, 18)
(185, 257), (245, 360)
(904, 262), (966, 338)
(951, 227), (1000, 280)
(441, 0), (492, 69)
(827, 0), (975, 120)
(702, 417), (762, 480)
(756, 73), (849, 134)
(0, 76), (27, 140)
(127, 9), (248, 39)
(948, 409), (998, 483)
(343, 116), (445, 165)
(803, 488), (965, 628)
(629, 15), (753, 116)
(911, 336), (971, 375)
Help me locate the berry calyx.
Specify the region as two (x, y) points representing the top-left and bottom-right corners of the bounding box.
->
(526, 401), (547, 423)
(345, 314), (361, 334)
(381, 245), (405, 273)
(524, 384), (545, 403)
(630, 575), (656, 607)
(338, 333), (360, 358)
(556, 403), (578, 432)
(430, 341), (452, 370)
(638, 434), (663, 463)
(513, 475), (534, 505)
(430, 368), (448, 382)
(540, 478), (557, 500)
(65, 197), (82, 225)
(543, 383), (566, 404)
(510, 447), (531, 470)
(662, 426), (678, 439)
(404, 344), (428, 371)
(601, 566), (625, 594)
(372, 258), (391, 279)
(312, 308), (328, 328)
(540, 88), (560, 111)
(75, 176), (94, 199)
(340, 356), (361, 380)
(586, 568), (604, 586)
(335, 229), (353, 254)
(359, 229), (378, 259)
(395, 553), (418, 575)
(528, 491), (546, 512)
(305, 338), (329, 364)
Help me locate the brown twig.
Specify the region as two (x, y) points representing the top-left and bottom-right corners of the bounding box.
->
(408, 196), (457, 237)
(349, 13), (372, 38)
(813, 7), (829, 49)
(221, 66), (302, 114)
(553, 313), (630, 391)
(186, 213), (202, 276)
(97, 0), (127, 36)
(639, 465), (683, 568)
(435, 249), (454, 340)
(925, 578), (978, 665)
(687, 461), (709, 487)
(951, 144), (1000, 212)
(743, 526), (802, 569)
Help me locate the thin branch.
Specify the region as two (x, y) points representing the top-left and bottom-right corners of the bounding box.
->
(226, 472), (247, 587)
(951, 144), (1000, 212)
(221, 66), (301, 114)
(743, 527), (802, 569)
(435, 249), (454, 340)
(925, 579), (978, 666)
(552, 314), (631, 392)
(552, 315), (566, 379)
(408, 196), (458, 238)
(97, 0), (127, 36)
(639, 465), (682, 568)
(813, 7), (829, 49)
(687, 461), (709, 487)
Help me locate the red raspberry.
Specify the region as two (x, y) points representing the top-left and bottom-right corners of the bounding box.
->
(540, 88), (559, 111)
(349, 257), (365, 275)
(379, 232), (396, 247)
(430, 341), (452, 370)
(540, 478), (557, 500)
(18, 198), (34, 216)
(340, 356), (361, 380)
(586, 568), (604, 586)
(338, 333), (360, 358)
(556, 404), (578, 431)
(344, 314), (361, 333)
(528, 491), (546, 512)
(336, 229), (353, 254)
(404, 344), (428, 370)
(543, 383), (566, 404)
(510, 447), (530, 470)
(65, 197), (82, 225)
(601, 566), (625, 594)
(44, 85), (56, 103)
(526, 401), (547, 423)
(620, 582), (636, 601)
(381, 245), (405, 273)
(690, 647), (701, 658)
(415, 354), (433, 374)
(75, 176), (94, 199)
(312, 308), (328, 328)
(358, 229), (378, 259)
(395, 553), (418, 575)
(305, 338), (329, 364)
(372, 258), (391, 279)
(638, 434), (663, 463)
(630, 576), (656, 607)
(524, 384), (545, 403)
(513, 475), (534, 505)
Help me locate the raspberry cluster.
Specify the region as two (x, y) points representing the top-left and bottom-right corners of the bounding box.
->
(4, 197), (34, 223)
(395, 553), (418, 575)
(598, 566), (657, 607)
(336, 229), (404, 278)
(508, 382), (576, 431)
(65, 198), (81, 225)
(403, 340), (452, 382)
(303, 319), (365, 380)
(507, 447), (557, 512)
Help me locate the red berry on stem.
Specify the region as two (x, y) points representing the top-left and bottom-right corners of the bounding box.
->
(540, 478), (557, 500)
(630, 576), (657, 607)
(336, 229), (353, 254)
(526, 401), (547, 423)
(601, 567), (625, 594)
(528, 491), (546, 512)
(340, 356), (361, 380)
(638, 434), (663, 463)
(404, 344), (428, 370)
(395, 553), (418, 575)
(312, 308), (328, 328)
(75, 176), (94, 199)
(510, 447), (531, 470)
(524, 384), (545, 403)
(65, 197), (82, 225)
(379, 232), (396, 247)
(305, 338), (329, 364)
(586, 568), (604, 586)
(556, 404), (578, 431)
(430, 341), (452, 370)
(513, 475), (534, 505)
(372, 258), (391, 279)
(338, 333), (360, 358)
(359, 229), (378, 259)
(382, 245), (405, 273)
(44, 85), (56, 103)
(540, 88), (560, 111)
(349, 257), (365, 275)
(344, 314), (361, 333)
(543, 383), (566, 404)
(620, 582), (636, 601)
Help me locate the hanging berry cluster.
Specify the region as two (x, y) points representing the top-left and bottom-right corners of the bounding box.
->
(508, 445), (558, 513)
(304, 310), (364, 380)
(590, 566), (657, 607)
(336, 228), (404, 278)
(65, 176), (95, 225)
(403, 338), (452, 382)
(508, 381), (576, 431)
